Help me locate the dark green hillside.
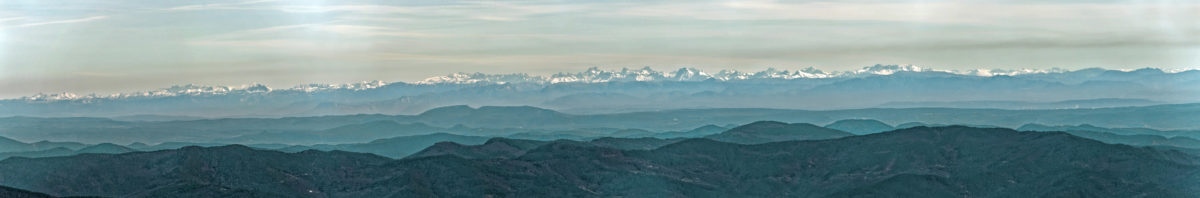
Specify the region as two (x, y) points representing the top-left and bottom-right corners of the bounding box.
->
(0, 126), (1195, 197)
(0, 185), (56, 198)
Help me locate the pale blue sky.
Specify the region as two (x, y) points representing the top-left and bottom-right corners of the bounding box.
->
(0, 0), (1197, 98)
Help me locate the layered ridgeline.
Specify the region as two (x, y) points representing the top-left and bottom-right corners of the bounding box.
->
(3, 65), (1198, 117)
(0, 120), (847, 160)
(0, 126), (1195, 197)
(704, 121), (853, 144)
(4, 119), (1197, 161)
(2, 104), (1198, 144)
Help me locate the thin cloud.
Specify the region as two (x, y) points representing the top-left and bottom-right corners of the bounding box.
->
(316, 25), (449, 38)
(165, 1), (589, 22)
(167, 0), (278, 11)
(473, 16), (519, 22)
(17, 16), (109, 28)
(0, 17), (24, 23)
(609, 1), (1200, 27)
(195, 23), (447, 41)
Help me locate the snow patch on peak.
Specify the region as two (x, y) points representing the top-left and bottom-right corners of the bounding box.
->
(549, 66), (670, 83)
(952, 68), (1069, 77)
(848, 64), (929, 76)
(753, 67), (834, 79)
(417, 73), (544, 85)
(669, 68), (709, 81)
(109, 83), (276, 99)
(293, 80), (388, 92)
(22, 92), (87, 101)
(1166, 67), (1200, 73)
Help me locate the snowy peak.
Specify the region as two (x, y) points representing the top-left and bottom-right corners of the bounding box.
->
(752, 67), (834, 79)
(118, 83), (274, 98)
(292, 81), (387, 92)
(670, 68), (709, 81)
(952, 68), (1070, 77)
(548, 66), (674, 83)
(844, 64), (929, 76)
(22, 92), (87, 101)
(417, 73), (545, 85)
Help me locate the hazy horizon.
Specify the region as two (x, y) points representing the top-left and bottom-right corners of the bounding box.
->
(1, 65), (1193, 99)
(2, 0), (1198, 98)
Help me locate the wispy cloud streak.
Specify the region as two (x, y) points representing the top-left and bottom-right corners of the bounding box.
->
(16, 16), (109, 28)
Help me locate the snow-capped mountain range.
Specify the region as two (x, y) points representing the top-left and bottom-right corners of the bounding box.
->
(13, 65), (1197, 102)
(414, 65), (1079, 84)
(21, 81), (389, 102)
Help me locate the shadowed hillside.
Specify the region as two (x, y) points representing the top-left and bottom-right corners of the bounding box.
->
(0, 126), (1194, 197)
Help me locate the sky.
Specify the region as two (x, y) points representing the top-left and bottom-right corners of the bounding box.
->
(0, 0), (1197, 98)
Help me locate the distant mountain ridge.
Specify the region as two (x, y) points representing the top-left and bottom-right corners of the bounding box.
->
(824, 119), (895, 135)
(5, 119), (1196, 161)
(704, 121), (854, 144)
(3, 65), (1197, 117)
(4, 104), (1200, 144)
(880, 98), (1163, 109)
(14, 65), (1193, 102)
